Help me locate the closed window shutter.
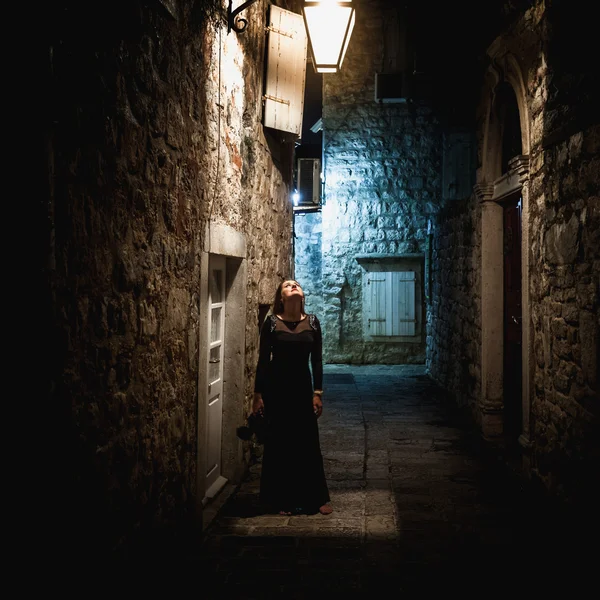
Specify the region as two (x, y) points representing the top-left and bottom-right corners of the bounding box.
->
(368, 274), (387, 336)
(362, 261), (420, 340)
(390, 272), (415, 335)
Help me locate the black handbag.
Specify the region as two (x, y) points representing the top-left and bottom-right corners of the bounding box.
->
(236, 412), (267, 445)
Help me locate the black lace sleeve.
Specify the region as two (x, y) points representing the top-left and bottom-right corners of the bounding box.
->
(310, 315), (323, 391)
(254, 316), (273, 393)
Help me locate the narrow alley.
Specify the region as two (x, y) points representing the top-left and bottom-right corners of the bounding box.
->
(45, 2), (598, 587)
(174, 365), (594, 597)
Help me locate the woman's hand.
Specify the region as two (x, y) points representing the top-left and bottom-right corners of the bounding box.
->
(252, 393), (264, 416)
(313, 394), (323, 418)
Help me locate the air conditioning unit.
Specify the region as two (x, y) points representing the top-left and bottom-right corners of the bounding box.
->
(297, 158), (321, 205)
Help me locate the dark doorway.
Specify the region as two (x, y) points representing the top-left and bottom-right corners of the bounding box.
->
(502, 192), (523, 446)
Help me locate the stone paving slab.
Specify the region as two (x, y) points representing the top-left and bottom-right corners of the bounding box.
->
(186, 365), (595, 598)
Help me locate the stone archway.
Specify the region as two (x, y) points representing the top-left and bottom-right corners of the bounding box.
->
(476, 49), (533, 456)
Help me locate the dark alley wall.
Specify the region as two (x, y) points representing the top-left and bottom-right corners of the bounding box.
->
(427, 0), (599, 501)
(527, 2), (599, 498)
(45, 0), (295, 556)
(427, 197), (481, 411)
(296, 0), (598, 505)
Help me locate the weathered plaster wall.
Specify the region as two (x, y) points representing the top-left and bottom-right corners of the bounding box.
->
(46, 0), (294, 555)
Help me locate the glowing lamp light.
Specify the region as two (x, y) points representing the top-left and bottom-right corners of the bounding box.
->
(227, 1), (355, 74)
(302, 1), (355, 74)
(292, 191), (300, 206)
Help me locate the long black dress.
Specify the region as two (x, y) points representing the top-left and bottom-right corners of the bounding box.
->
(254, 313), (330, 513)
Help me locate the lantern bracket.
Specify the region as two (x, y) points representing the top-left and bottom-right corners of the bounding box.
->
(228, 0), (260, 33)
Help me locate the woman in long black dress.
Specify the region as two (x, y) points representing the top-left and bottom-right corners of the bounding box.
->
(253, 279), (332, 516)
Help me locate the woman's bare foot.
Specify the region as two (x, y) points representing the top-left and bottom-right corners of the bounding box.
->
(319, 504), (333, 515)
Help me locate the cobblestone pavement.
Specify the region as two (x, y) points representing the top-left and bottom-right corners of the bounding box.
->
(182, 365), (592, 598)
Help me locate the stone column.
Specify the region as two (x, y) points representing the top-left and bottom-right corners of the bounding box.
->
(476, 183), (504, 440)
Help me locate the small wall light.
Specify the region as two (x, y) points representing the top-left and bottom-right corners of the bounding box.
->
(292, 191), (300, 206)
(302, 1), (355, 73)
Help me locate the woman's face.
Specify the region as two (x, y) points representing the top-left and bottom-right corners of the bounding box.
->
(281, 280), (304, 304)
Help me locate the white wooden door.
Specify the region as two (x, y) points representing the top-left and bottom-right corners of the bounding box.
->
(205, 255), (227, 499)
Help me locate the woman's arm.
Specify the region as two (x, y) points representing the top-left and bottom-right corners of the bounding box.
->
(310, 315), (324, 417)
(253, 317), (272, 414)
(310, 315), (323, 390)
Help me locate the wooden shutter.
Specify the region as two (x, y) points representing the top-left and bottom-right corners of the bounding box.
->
(368, 273), (387, 336)
(367, 271), (416, 337)
(263, 6), (307, 136)
(390, 271), (415, 335)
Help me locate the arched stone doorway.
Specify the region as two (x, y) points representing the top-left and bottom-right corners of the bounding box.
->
(476, 51), (533, 460)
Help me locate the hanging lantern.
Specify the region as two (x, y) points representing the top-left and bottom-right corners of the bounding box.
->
(302, 1), (356, 73)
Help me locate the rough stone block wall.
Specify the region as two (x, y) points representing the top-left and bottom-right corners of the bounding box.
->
(427, 197), (481, 410)
(46, 0), (294, 555)
(403, 0), (598, 503)
(463, 0), (597, 502)
(315, 0), (439, 364)
(294, 212), (324, 317)
(527, 1), (599, 499)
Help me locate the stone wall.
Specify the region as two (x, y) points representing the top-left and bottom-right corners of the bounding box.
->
(527, 2), (599, 501)
(45, 0), (294, 556)
(294, 211), (324, 317)
(291, 0), (597, 505)
(314, 0), (443, 364)
(427, 0), (599, 503)
(427, 197), (482, 411)
(531, 125), (599, 500)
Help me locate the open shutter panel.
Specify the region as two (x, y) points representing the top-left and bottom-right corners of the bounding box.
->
(391, 271), (416, 335)
(263, 6), (307, 136)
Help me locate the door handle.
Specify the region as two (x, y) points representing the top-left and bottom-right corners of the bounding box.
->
(209, 358), (220, 363)
(511, 316), (522, 325)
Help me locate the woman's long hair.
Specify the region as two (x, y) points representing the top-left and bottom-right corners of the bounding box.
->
(273, 279), (305, 315)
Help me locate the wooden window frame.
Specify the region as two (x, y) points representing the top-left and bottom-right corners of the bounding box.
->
(357, 254), (424, 343)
